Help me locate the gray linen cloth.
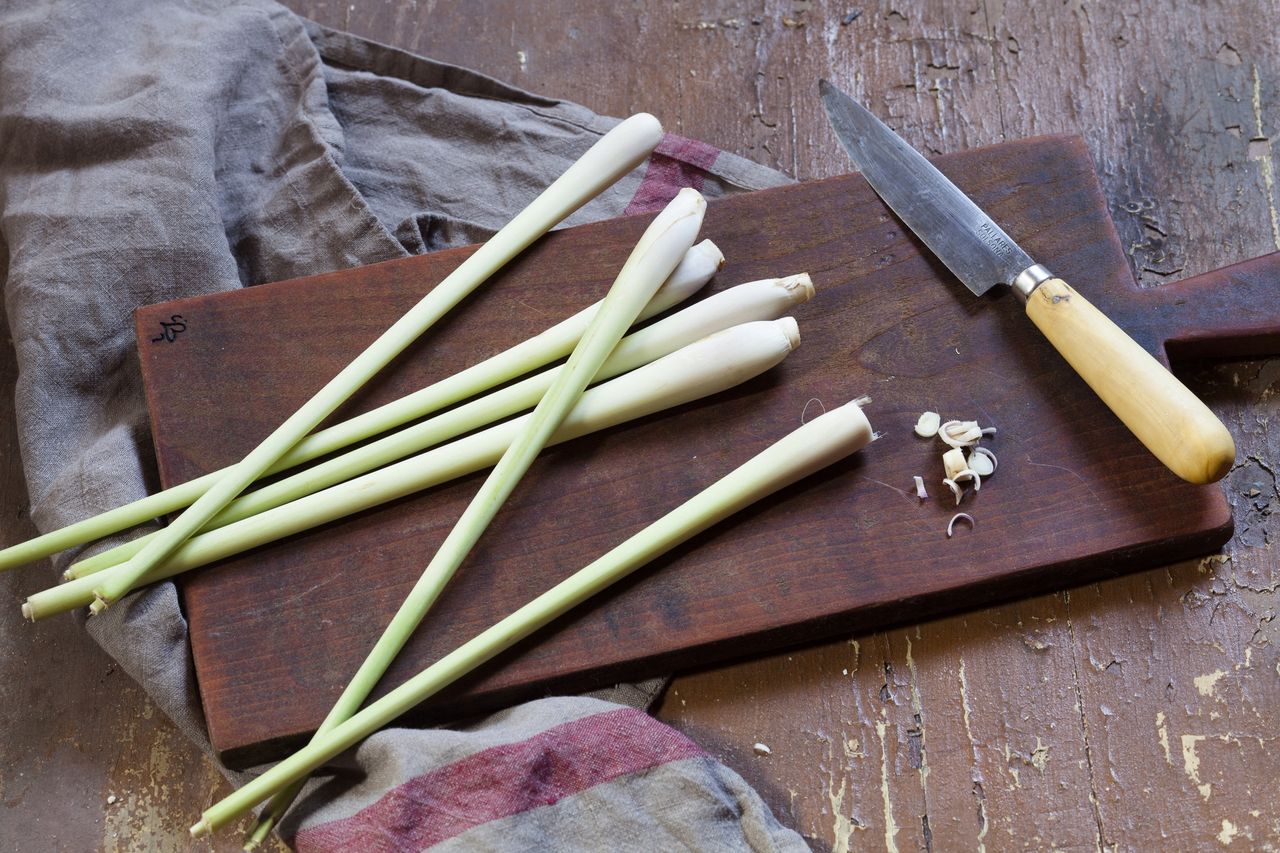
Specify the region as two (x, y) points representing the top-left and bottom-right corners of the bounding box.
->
(0, 0), (806, 849)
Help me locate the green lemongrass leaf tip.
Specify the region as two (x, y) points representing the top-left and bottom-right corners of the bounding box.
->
(238, 188), (703, 839)
(57, 245), (726, 584)
(25, 317), (799, 621)
(191, 397), (872, 836)
(85, 117), (664, 612)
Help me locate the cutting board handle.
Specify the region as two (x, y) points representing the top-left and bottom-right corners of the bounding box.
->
(1119, 251), (1280, 361)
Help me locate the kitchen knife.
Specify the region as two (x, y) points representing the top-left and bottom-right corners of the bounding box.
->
(819, 80), (1235, 485)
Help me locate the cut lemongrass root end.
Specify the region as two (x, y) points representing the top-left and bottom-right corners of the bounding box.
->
(20, 602), (32, 622)
(947, 512), (974, 538)
(778, 272), (815, 300)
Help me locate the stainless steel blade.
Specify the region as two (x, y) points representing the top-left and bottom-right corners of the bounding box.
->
(819, 79), (1035, 296)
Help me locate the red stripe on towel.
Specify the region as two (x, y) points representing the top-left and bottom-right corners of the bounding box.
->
(293, 708), (706, 852)
(624, 133), (721, 215)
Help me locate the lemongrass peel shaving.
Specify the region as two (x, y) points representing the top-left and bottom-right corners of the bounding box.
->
(947, 512), (974, 538)
(939, 420), (983, 447)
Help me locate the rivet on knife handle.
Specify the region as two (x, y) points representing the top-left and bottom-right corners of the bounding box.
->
(1021, 274), (1235, 484)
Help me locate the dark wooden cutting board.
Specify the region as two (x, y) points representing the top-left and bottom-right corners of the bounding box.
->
(135, 135), (1280, 767)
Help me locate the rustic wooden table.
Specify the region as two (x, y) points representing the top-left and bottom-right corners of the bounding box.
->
(2, 2), (1276, 850)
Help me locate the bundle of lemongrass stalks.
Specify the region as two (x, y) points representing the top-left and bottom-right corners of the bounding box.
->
(4, 113), (876, 843)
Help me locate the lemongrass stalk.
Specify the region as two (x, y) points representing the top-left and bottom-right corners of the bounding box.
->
(87, 114), (665, 613)
(24, 318), (800, 621)
(241, 187), (703, 844)
(2, 240), (719, 580)
(68, 272), (814, 580)
(192, 398), (874, 838)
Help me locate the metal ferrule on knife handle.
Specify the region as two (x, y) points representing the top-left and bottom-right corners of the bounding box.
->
(1012, 264), (1053, 302)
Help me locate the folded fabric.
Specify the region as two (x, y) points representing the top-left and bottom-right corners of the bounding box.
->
(0, 0), (804, 848)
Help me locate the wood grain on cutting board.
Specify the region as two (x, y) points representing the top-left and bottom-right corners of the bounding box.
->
(138, 135), (1246, 766)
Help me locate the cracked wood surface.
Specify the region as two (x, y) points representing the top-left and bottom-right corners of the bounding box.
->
(1, 1), (1276, 850)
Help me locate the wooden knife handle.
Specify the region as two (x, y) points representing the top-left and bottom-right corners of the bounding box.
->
(1024, 278), (1236, 484)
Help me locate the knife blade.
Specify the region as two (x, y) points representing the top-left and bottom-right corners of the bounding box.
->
(819, 79), (1235, 485)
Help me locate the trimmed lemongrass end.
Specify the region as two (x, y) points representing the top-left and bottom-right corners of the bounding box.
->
(89, 596), (107, 616)
(914, 411), (941, 438)
(947, 512), (974, 538)
(190, 819), (212, 838)
(20, 602), (32, 621)
(643, 239), (722, 316)
(243, 812), (276, 850)
(776, 317), (800, 348)
(191, 396), (872, 835)
(942, 447), (967, 480)
(778, 272), (815, 300)
(913, 475), (927, 500)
